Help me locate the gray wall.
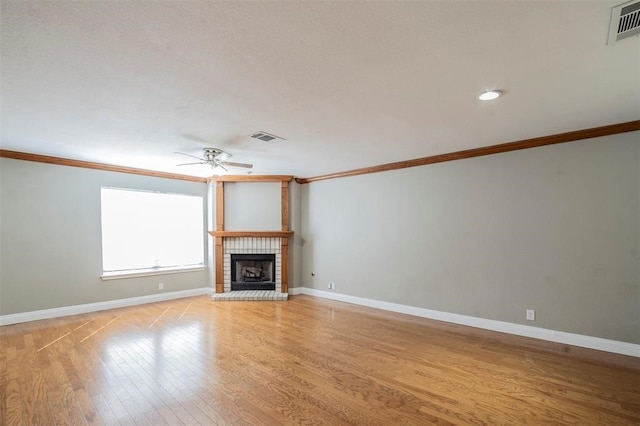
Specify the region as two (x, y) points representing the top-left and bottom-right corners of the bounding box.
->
(224, 182), (281, 230)
(301, 133), (640, 344)
(0, 158), (210, 315)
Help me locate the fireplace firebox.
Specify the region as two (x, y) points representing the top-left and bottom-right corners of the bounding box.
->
(230, 253), (276, 291)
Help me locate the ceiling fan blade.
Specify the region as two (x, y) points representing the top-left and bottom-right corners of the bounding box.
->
(177, 161), (207, 166)
(221, 161), (253, 169)
(175, 151), (205, 161)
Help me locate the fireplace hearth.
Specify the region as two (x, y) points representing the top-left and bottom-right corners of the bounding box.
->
(230, 253), (276, 291)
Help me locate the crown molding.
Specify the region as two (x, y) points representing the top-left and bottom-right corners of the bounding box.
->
(207, 175), (293, 183)
(0, 149), (208, 183)
(295, 120), (640, 184)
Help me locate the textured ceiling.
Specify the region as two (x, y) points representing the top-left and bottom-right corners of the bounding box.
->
(1, 1), (639, 178)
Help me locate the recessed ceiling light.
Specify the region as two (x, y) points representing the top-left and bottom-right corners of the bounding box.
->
(479, 90), (503, 101)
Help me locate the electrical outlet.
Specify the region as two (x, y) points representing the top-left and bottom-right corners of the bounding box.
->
(327, 282), (333, 289)
(158, 283), (164, 290)
(526, 309), (535, 321)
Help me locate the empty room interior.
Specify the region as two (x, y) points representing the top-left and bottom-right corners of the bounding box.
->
(1, 1), (639, 424)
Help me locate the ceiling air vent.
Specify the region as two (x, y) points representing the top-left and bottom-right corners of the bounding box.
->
(250, 131), (285, 143)
(609, 0), (640, 44)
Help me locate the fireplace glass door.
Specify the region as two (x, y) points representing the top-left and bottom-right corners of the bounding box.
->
(230, 254), (276, 291)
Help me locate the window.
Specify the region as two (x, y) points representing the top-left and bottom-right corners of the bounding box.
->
(101, 187), (205, 278)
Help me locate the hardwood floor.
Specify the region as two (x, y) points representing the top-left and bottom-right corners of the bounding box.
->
(1, 295), (639, 425)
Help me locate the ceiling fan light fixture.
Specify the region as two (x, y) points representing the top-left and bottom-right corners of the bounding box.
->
(176, 147), (253, 172)
(203, 147), (229, 162)
(479, 90), (503, 101)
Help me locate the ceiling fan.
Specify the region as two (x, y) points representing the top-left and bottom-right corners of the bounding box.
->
(175, 148), (253, 171)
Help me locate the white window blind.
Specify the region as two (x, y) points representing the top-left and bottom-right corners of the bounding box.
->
(101, 187), (204, 276)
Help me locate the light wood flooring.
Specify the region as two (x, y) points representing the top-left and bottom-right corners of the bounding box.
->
(1, 294), (639, 425)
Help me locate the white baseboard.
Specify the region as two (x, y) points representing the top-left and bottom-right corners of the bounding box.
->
(289, 287), (303, 296)
(300, 288), (640, 358)
(0, 287), (212, 326)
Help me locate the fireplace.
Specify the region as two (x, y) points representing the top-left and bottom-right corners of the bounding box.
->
(221, 237), (283, 293)
(230, 253), (276, 291)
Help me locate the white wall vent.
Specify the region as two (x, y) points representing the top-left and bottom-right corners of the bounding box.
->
(609, 0), (640, 44)
(250, 131), (285, 143)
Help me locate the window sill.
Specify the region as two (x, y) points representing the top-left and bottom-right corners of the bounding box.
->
(101, 266), (207, 281)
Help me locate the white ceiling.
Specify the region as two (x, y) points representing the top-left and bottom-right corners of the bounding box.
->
(2, 1), (639, 178)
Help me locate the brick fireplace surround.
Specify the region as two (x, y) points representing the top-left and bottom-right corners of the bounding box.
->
(209, 175), (293, 301)
(225, 237), (282, 292)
